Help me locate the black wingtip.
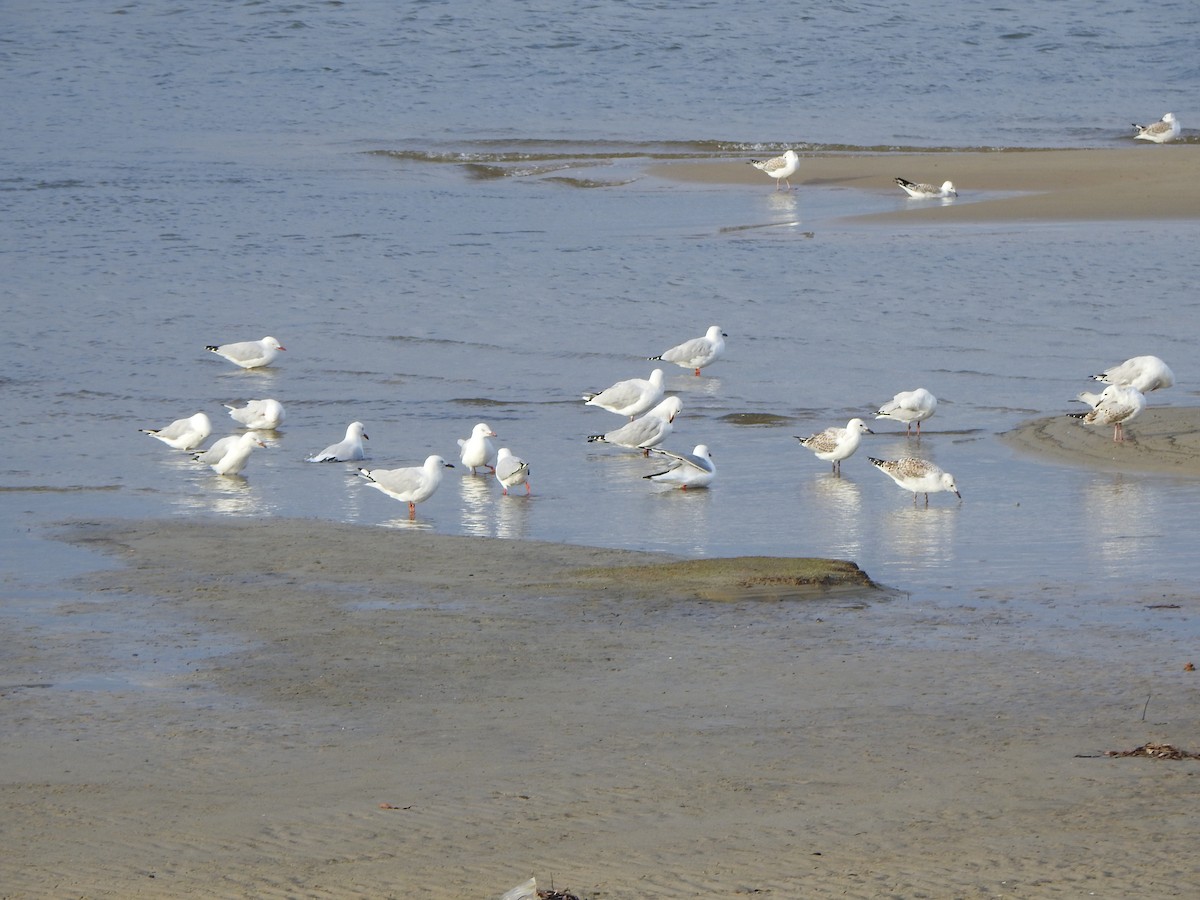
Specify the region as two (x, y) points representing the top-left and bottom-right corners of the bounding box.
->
(647, 355), (662, 361)
(586, 435), (604, 443)
(205, 345), (219, 352)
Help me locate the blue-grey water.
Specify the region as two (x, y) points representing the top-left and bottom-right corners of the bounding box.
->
(4, 1), (1200, 658)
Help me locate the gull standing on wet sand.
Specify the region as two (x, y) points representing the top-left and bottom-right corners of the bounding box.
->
(894, 177), (957, 199)
(869, 457), (961, 504)
(795, 418), (873, 475)
(583, 368), (665, 419)
(358, 456), (454, 518)
(140, 412), (212, 451)
(588, 396), (682, 454)
(875, 388), (938, 435)
(649, 325), (727, 377)
(643, 444), (716, 490)
(307, 422), (368, 462)
(748, 149), (799, 191)
(458, 422), (498, 475)
(1132, 112), (1180, 143)
(1068, 384), (1145, 442)
(205, 336), (286, 369)
(495, 447), (531, 495)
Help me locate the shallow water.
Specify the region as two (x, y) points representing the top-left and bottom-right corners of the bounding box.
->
(3, 1), (1200, 646)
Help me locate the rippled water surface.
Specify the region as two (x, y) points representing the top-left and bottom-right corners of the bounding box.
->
(3, 1), (1200, 649)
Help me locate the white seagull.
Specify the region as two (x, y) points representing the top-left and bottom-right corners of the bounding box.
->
(495, 447), (531, 495)
(869, 457), (961, 504)
(588, 396), (682, 454)
(457, 422), (498, 475)
(203, 431), (267, 476)
(359, 456), (454, 518)
(205, 336), (286, 369)
(795, 418), (873, 475)
(748, 149), (799, 191)
(649, 325), (727, 376)
(1132, 112), (1180, 143)
(644, 444), (716, 490)
(583, 368), (665, 419)
(894, 177), (957, 199)
(140, 412), (212, 451)
(1068, 384), (1146, 442)
(1090, 355), (1174, 394)
(224, 398), (285, 430)
(307, 421), (368, 462)
(875, 388), (938, 435)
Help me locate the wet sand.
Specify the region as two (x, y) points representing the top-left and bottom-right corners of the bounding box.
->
(4, 517), (1199, 898)
(650, 146), (1200, 221)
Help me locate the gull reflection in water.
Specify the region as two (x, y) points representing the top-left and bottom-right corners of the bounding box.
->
(879, 503), (959, 576)
(1082, 474), (1159, 576)
(802, 475), (864, 559)
(494, 490), (532, 540)
(458, 474), (494, 537)
(172, 473), (274, 517)
(642, 482), (714, 555)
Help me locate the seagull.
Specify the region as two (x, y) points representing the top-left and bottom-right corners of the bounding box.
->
(748, 149), (799, 191)
(894, 177), (957, 199)
(875, 388), (938, 435)
(307, 422), (368, 462)
(795, 418), (873, 475)
(649, 326), (727, 376)
(359, 456), (454, 518)
(140, 412), (212, 451)
(1090, 355), (1174, 393)
(1132, 112), (1180, 143)
(205, 336), (285, 369)
(224, 398), (285, 430)
(583, 368), (665, 419)
(203, 431), (267, 476)
(588, 396), (682, 454)
(495, 447), (531, 495)
(1068, 384), (1146, 442)
(644, 444), (716, 490)
(869, 457), (961, 504)
(1073, 390), (1106, 409)
(457, 422), (498, 475)
(193, 431), (265, 466)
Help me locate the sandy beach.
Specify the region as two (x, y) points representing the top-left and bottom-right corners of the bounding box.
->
(650, 145), (1200, 222)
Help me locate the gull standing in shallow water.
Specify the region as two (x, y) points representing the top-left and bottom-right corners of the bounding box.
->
(583, 368), (665, 419)
(649, 325), (727, 376)
(205, 336), (285, 369)
(495, 447), (531, 495)
(457, 422), (498, 475)
(875, 388), (938, 435)
(748, 149), (799, 191)
(588, 396), (682, 454)
(224, 398), (285, 430)
(1069, 384), (1146, 442)
(204, 431), (267, 476)
(141, 412), (212, 451)
(307, 422), (368, 462)
(643, 444), (716, 490)
(795, 418), (873, 475)
(1090, 355), (1174, 394)
(1132, 112), (1180, 143)
(894, 177), (957, 199)
(869, 457), (961, 504)
(358, 456), (454, 518)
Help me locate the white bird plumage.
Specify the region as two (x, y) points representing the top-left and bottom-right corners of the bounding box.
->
(644, 444), (716, 490)
(359, 455), (454, 518)
(205, 336), (285, 369)
(202, 431), (267, 476)
(1090, 355), (1174, 394)
(869, 457), (961, 504)
(894, 177), (957, 199)
(795, 418), (873, 475)
(875, 388), (938, 435)
(457, 422), (498, 475)
(748, 149), (799, 190)
(495, 447), (531, 495)
(141, 412), (213, 450)
(583, 368), (666, 419)
(307, 421), (368, 462)
(224, 398), (285, 430)
(588, 396), (682, 454)
(1132, 112), (1180, 143)
(650, 325), (727, 376)
(1068, 384), (1146, 442)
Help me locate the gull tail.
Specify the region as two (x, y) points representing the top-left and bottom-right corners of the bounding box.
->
(205, 345), (220, 352)
(586, 435), (606, 443)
